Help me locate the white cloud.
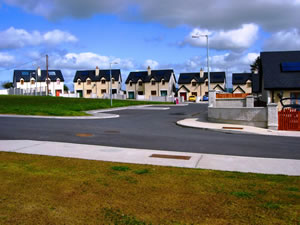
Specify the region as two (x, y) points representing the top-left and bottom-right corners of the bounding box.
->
(183, 24), (259, 51)
(143, 59), (159, 69)
(263, 29), (300, 51)
(0, 52), (15, 67)
(0, 27), (78, 49)
(4, 0), (300, 31)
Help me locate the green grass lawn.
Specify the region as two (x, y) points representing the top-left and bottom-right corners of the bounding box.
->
(0, 95), (171, 116)
(0, 152), (299, 224)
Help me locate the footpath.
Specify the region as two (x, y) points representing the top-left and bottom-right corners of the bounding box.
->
(1, 140), (299, 176)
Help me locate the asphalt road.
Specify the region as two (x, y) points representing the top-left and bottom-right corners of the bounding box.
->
(0, 103), (300, 159)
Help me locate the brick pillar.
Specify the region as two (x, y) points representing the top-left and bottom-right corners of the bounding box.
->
(267, 103), (278, 130)
(209, 90), (216, 107)
(246, 96), (254, 108)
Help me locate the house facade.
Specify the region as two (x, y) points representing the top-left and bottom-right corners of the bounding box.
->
(125, 66), (176, 100)
(73, 67), (122, 98)
(232, 73), (260, 94)
(13, 67), (64, 96)
(178, 69), (226, 100)
(260, 51), (300, 111)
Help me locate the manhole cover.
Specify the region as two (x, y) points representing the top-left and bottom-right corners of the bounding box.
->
(170, 113), (185, 116)
(150, 154), (191, 160)
(76, 133), (94, 137)
(222, 127), (244, 130)
(104, 130), (120, 134)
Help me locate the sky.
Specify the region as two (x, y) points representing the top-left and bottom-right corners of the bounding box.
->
(1, 0), (300, 89)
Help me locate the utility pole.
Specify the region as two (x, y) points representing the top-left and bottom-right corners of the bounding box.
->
(46, 54), (49, 96)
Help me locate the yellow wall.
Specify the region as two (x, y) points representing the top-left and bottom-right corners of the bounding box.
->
(233, 81), (252, 94)
(273, 90), (300, 111)
(74, 76), (121, 98)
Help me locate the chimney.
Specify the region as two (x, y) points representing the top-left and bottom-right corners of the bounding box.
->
(200, 68), (204, 78)
(95, 66), (100, 76)
(37, 66), (41, 77)
(147, 66), (151, 76)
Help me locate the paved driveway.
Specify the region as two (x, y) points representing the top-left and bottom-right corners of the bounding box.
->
(0, 103), (300, 159)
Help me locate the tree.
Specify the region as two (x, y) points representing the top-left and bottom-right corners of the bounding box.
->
(1, 82), (13, 89)
(64, 84), (69, 92)
(250, 56), (261, 74)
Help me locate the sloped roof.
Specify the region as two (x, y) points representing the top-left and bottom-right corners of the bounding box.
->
(178, 72), (225, 84)
(261, 51), (300, 89)
(14, 70), (64, 82)
(232, 73), (252, 85)
(73, 69), (121, 82)
(125, 69), (175, 84)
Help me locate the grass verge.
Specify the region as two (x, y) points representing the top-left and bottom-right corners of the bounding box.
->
(0, 152), (299, 224)
(0, 95), (171, 116)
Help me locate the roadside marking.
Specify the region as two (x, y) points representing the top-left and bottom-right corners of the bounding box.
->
(76, 133), (94, 137)
(222, 127), (244, 130)
(150, 154), (191, 160)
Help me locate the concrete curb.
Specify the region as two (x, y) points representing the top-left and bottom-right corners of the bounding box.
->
(177, 118), (300, 137)
(1, 140), (300, 175)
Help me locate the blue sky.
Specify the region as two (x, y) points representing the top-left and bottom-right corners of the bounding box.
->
(1, 0), (300, 89)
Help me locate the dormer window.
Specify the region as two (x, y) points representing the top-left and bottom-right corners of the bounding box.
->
(162, 79), (165, 85)
(101, 79), (106, 84)
(151, 80), (156, 85)
(77, 79), (81, 85)
(205, 81), (208, 86)
(31, 79), (35, 85)
(112, 78), (115, 84)
(46, 79), (51, 85)
(20, 79), (24, 85)
(87, 79), (91, 85)
(129, 81), (132, 87)
(56, 78), (60, 85)
(192, 81), (197, 86)
(138, 81), (143, 86)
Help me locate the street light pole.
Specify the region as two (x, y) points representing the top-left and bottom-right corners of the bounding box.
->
(109, 62), (118, 107)
(192, 34), (210, 91)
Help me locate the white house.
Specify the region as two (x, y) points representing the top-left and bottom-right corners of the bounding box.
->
(13, 67), (64, 96)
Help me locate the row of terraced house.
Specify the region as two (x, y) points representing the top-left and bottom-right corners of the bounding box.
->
(12, 50), (300, 110)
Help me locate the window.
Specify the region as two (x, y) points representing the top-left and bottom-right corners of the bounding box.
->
(48, 71), (56, 76)
(151, 90), (157, 96)
(87, 90), (92, 94)
(112, 79), (115, 84)
(31, 80), (35, 85)
(138, 91), (144, 95)
(138, 81), (143, 86)
(162, 80), (165, 85)
(78, 80), (81, 85)
(56, 79), (60, 85)
(20, 79), (24, 85)
(192, 92), (197, 96)
(247, 82), (251, 88)
(205, 81), (208, 86)
(129, 82), (132, 87)
(151, 80), (156, 85)
(101, 80), (106, 84)
(87, 79), (91, 85)
(46, 79), (51, 85)
(101, 89), (106, 94)
(192, 82), (197, 87)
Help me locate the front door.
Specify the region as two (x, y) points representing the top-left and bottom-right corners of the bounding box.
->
(128, 92), (135, 99)
(56, 90), (61, 97)
(180, 92), (187, 100)
(161, 90), (167, 96)
(77, 90), (83, 98)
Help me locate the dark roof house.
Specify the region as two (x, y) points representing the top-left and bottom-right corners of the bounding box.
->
(125, 69), (175, 84)
(178, 71), (226, 84)
(13, 70), (64, 82)
(73, 69), (121, 82)
(232, 73), (260, 93)
(261, 51), (300, 90)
